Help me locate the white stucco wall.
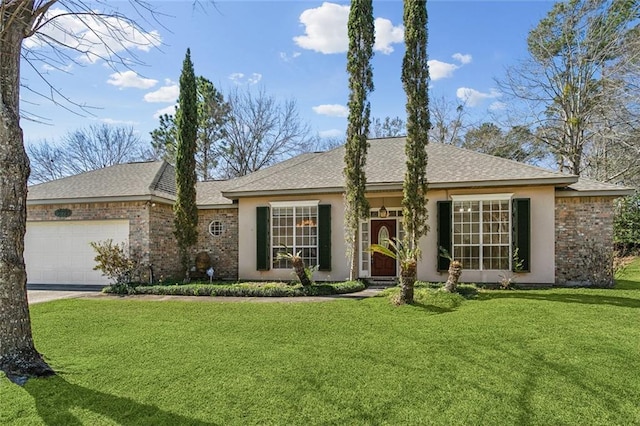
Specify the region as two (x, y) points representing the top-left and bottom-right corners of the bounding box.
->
(237, 185), (557, 285)
(417, 186), (556, 285)
(237, 193), (351, 282)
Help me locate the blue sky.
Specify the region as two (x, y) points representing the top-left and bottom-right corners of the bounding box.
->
(20, 1), (555, 147)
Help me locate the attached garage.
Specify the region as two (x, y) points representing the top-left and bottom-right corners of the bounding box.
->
(25, 220), (129, 285)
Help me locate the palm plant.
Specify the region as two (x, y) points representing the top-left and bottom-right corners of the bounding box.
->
(370, 238), (421, 304)
(276, 249), (313, 287)
(439, 247), (462, 293)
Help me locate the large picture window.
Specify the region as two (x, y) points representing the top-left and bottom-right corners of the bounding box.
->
(271, 203), (318, 269)
(452, 196), (511, 270)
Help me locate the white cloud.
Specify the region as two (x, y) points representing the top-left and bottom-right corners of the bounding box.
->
(452, 53), (472, 65)
(294, 3), (349, 54)
(248, 73), (262, 85)
(456, 87), (502, 107)
(489, 101), (506, 111)
(42, 63), (74, 72)
(280, 51), (302, 62)
(319, 129), (343, 138)
(144, 84), (179, 103)
(428, 60), (459, 81)
(24, 8), (161, 64)
(312, 104), (349, 117)
(153, 105), (176, 119)
(374, 18), (404, 54)
(294, 2), (403, 55)
(100, 118), (139, 126)
(107, 70), (158, 89)
(229, 72), (262, 85)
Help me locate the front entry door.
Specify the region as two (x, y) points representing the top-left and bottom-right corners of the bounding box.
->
(371, 219), (397, 277)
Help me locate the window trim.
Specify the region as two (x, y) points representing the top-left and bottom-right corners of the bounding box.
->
(451, 194), (514, 271)
(270, 201), (319, 270)
(270, 200), (319, 208)
(208, 220), (224, 237)
(451, 193), (513, 202)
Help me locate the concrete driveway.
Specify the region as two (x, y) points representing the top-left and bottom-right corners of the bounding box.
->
(27, 284), (103, 305)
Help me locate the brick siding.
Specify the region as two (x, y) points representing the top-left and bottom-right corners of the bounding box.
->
(195, 208), (239, 280)
(555, 196), (616, 287)
(27, 201), (239, 283)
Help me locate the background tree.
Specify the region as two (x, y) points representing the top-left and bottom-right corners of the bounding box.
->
(370, 116), (406, 138)
(219, 87), (313, 178)
(343, 0), (374, 281)
(150, 76), (230, 181)
(173, 49), (199, 281)
(28, 124), (148, 183)
(150, 113), (177, 164)
(499, 0), (639, 176)
(462, 123), (547, 164)
(614, 192), (640, 255)
(1, 0), (162, 382)
(26, 140), (67, 183)
(399, 0), (429, 304)
(428, 96), (467, 145)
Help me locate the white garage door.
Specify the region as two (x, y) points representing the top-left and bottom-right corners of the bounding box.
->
(25, 220), (130, 285)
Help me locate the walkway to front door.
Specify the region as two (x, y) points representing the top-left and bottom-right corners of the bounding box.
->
(370, 219), (397, 277)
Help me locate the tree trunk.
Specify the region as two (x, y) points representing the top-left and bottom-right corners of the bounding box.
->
(398, 260), (416, 304)
(0, 4), (54, 383)
(292, 256), (312, 287)
(443, 260), (462, 293)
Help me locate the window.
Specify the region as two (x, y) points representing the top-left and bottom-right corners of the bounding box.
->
(452, 195), (511, 270)
(208, 220), (224, 236)
(271, 203), (318, 269)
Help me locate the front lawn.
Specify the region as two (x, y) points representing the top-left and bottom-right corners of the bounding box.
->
(2, 260), (640, 425)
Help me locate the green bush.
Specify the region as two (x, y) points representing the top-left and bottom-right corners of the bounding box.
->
(103, 281), (365, 297)
(379, 286), (466, 308)
(414, 281), (478, 298)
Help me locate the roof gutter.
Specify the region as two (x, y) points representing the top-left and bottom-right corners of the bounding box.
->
(26, 194), (174, 206)
(555, 188), (635, 198)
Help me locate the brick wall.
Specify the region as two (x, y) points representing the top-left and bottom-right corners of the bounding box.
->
(27, 201), (239, 282)
(555, 196), (616, 287)
(27, 201), (150, 259)
(148, 203), (181, 281)
(195, 208), (239, 280)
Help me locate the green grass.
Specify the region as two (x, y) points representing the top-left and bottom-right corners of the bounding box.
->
(2, 261), (640, 425)
(615, 256), (640, 290)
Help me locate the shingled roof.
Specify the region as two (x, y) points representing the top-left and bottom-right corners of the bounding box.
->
(27, 161), (177, 204)
(28, 139), (632, 206)
(221, 137), (579, 198)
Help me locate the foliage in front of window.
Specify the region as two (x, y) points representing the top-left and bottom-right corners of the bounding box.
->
(344, 0), (374, 281)
(614, 192), (640, 255)
(498, 248), (526, 289)
(439, 247), (463, 293)
(90, 239), (142, 290)
(276, 250), (313, 287)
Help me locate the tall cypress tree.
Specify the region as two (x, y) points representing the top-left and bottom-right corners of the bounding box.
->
(400, 0), (430, 304)
(343, 0), (375, 281)
(174, 48), (199, 280)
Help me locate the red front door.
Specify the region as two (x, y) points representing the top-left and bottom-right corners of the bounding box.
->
(371, 219), (397, 277)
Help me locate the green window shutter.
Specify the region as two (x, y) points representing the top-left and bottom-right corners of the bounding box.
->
(318, 204), (332, 271)
(512, 198), (531, 272)
(437, 201), (452, 271)
(256, 206), (270, 271)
